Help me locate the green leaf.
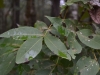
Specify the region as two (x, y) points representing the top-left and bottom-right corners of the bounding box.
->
(35, 69), (51, 75)
(66, 0), (89, 5)
(75, 56), (99, 75)
(77, 29), (100, 49)
(45, 16), (62, 30)
(64, 19), (74, 28)
(0, 47), (16, 75)
(68, 32), (82, 54)
(35, 59), (54, 69)
(0, 38), (23, 75)
(0, 38), (23, 74)
(16, 37), (43, 64)
(0, 38), (23, 48)
(34, 21), (48, 31)
(42, 45), (54, 56)
(49, 27), (60, 37)
(64, 19), (75, 37)
(44, 34), (71, 60)
(67, 50), (76, 59)
(0, 27), (43, 40)
(59, 59), (73, 68)
(22, 64), (30, 72)
(58, 51), (68, 58)
(58, 26), (65, 35)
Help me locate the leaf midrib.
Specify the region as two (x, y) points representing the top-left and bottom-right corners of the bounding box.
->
(18, 38), (42, 61)
(46, 36), (58, 51)
(77, 32), (100, 45)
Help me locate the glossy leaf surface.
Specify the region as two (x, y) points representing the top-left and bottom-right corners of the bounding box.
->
(16, 37), (43, 64)
(68, 32), (82, 54)
(77, 29), (100, 49)
(44, 34), (71, 60)
(46, 16), (62, 30)
(34, 21), (48, 31)
(0, 27), (42, 40)
(76, 56), (99, 75)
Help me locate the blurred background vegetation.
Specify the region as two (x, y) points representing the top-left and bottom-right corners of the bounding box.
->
(0, 0), (69, 34)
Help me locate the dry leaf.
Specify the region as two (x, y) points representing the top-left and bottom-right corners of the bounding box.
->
(89, 0), (100, 24)
(90, 0), (100, 7)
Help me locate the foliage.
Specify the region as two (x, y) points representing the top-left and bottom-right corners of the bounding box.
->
(0, 0), (100, 75)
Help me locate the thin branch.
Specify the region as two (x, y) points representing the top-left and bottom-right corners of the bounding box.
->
(63, 6), (69, 19)
(78, 8), (86, 22)
(49, 57), (59, 75)
(92, 51), (97, 61)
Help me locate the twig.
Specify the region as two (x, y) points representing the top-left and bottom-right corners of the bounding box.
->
(63, 6), (69, 19)
(92, 51), (97, 61)
(44, 24), (52, 36)
(78, 8), (86, 22)
(49, 57), (59, 75)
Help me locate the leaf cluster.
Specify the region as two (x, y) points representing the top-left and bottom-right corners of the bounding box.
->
(0, 0), (100, 75)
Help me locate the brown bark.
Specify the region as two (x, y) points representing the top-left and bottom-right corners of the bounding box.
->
(24, 0), (36, 26)
(11, 0), (20, 28)
(0, 8), (4, 33)
(51, 0), (60, 17)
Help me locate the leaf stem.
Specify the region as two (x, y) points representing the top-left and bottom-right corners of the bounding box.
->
(78, 8), (86, 22)
(49, 57), (59, 75)
(92, 50), (97, 61)
(44, 24), (52, 37)
(12, 48), (19, 52)
(63, 6), (68, 19)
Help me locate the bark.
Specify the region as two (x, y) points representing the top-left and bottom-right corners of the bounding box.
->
(11, 0), (20, 28)
(0, 8), (4, 33)
(51, 0), (60, 17)
(24, 0), (36, 26)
